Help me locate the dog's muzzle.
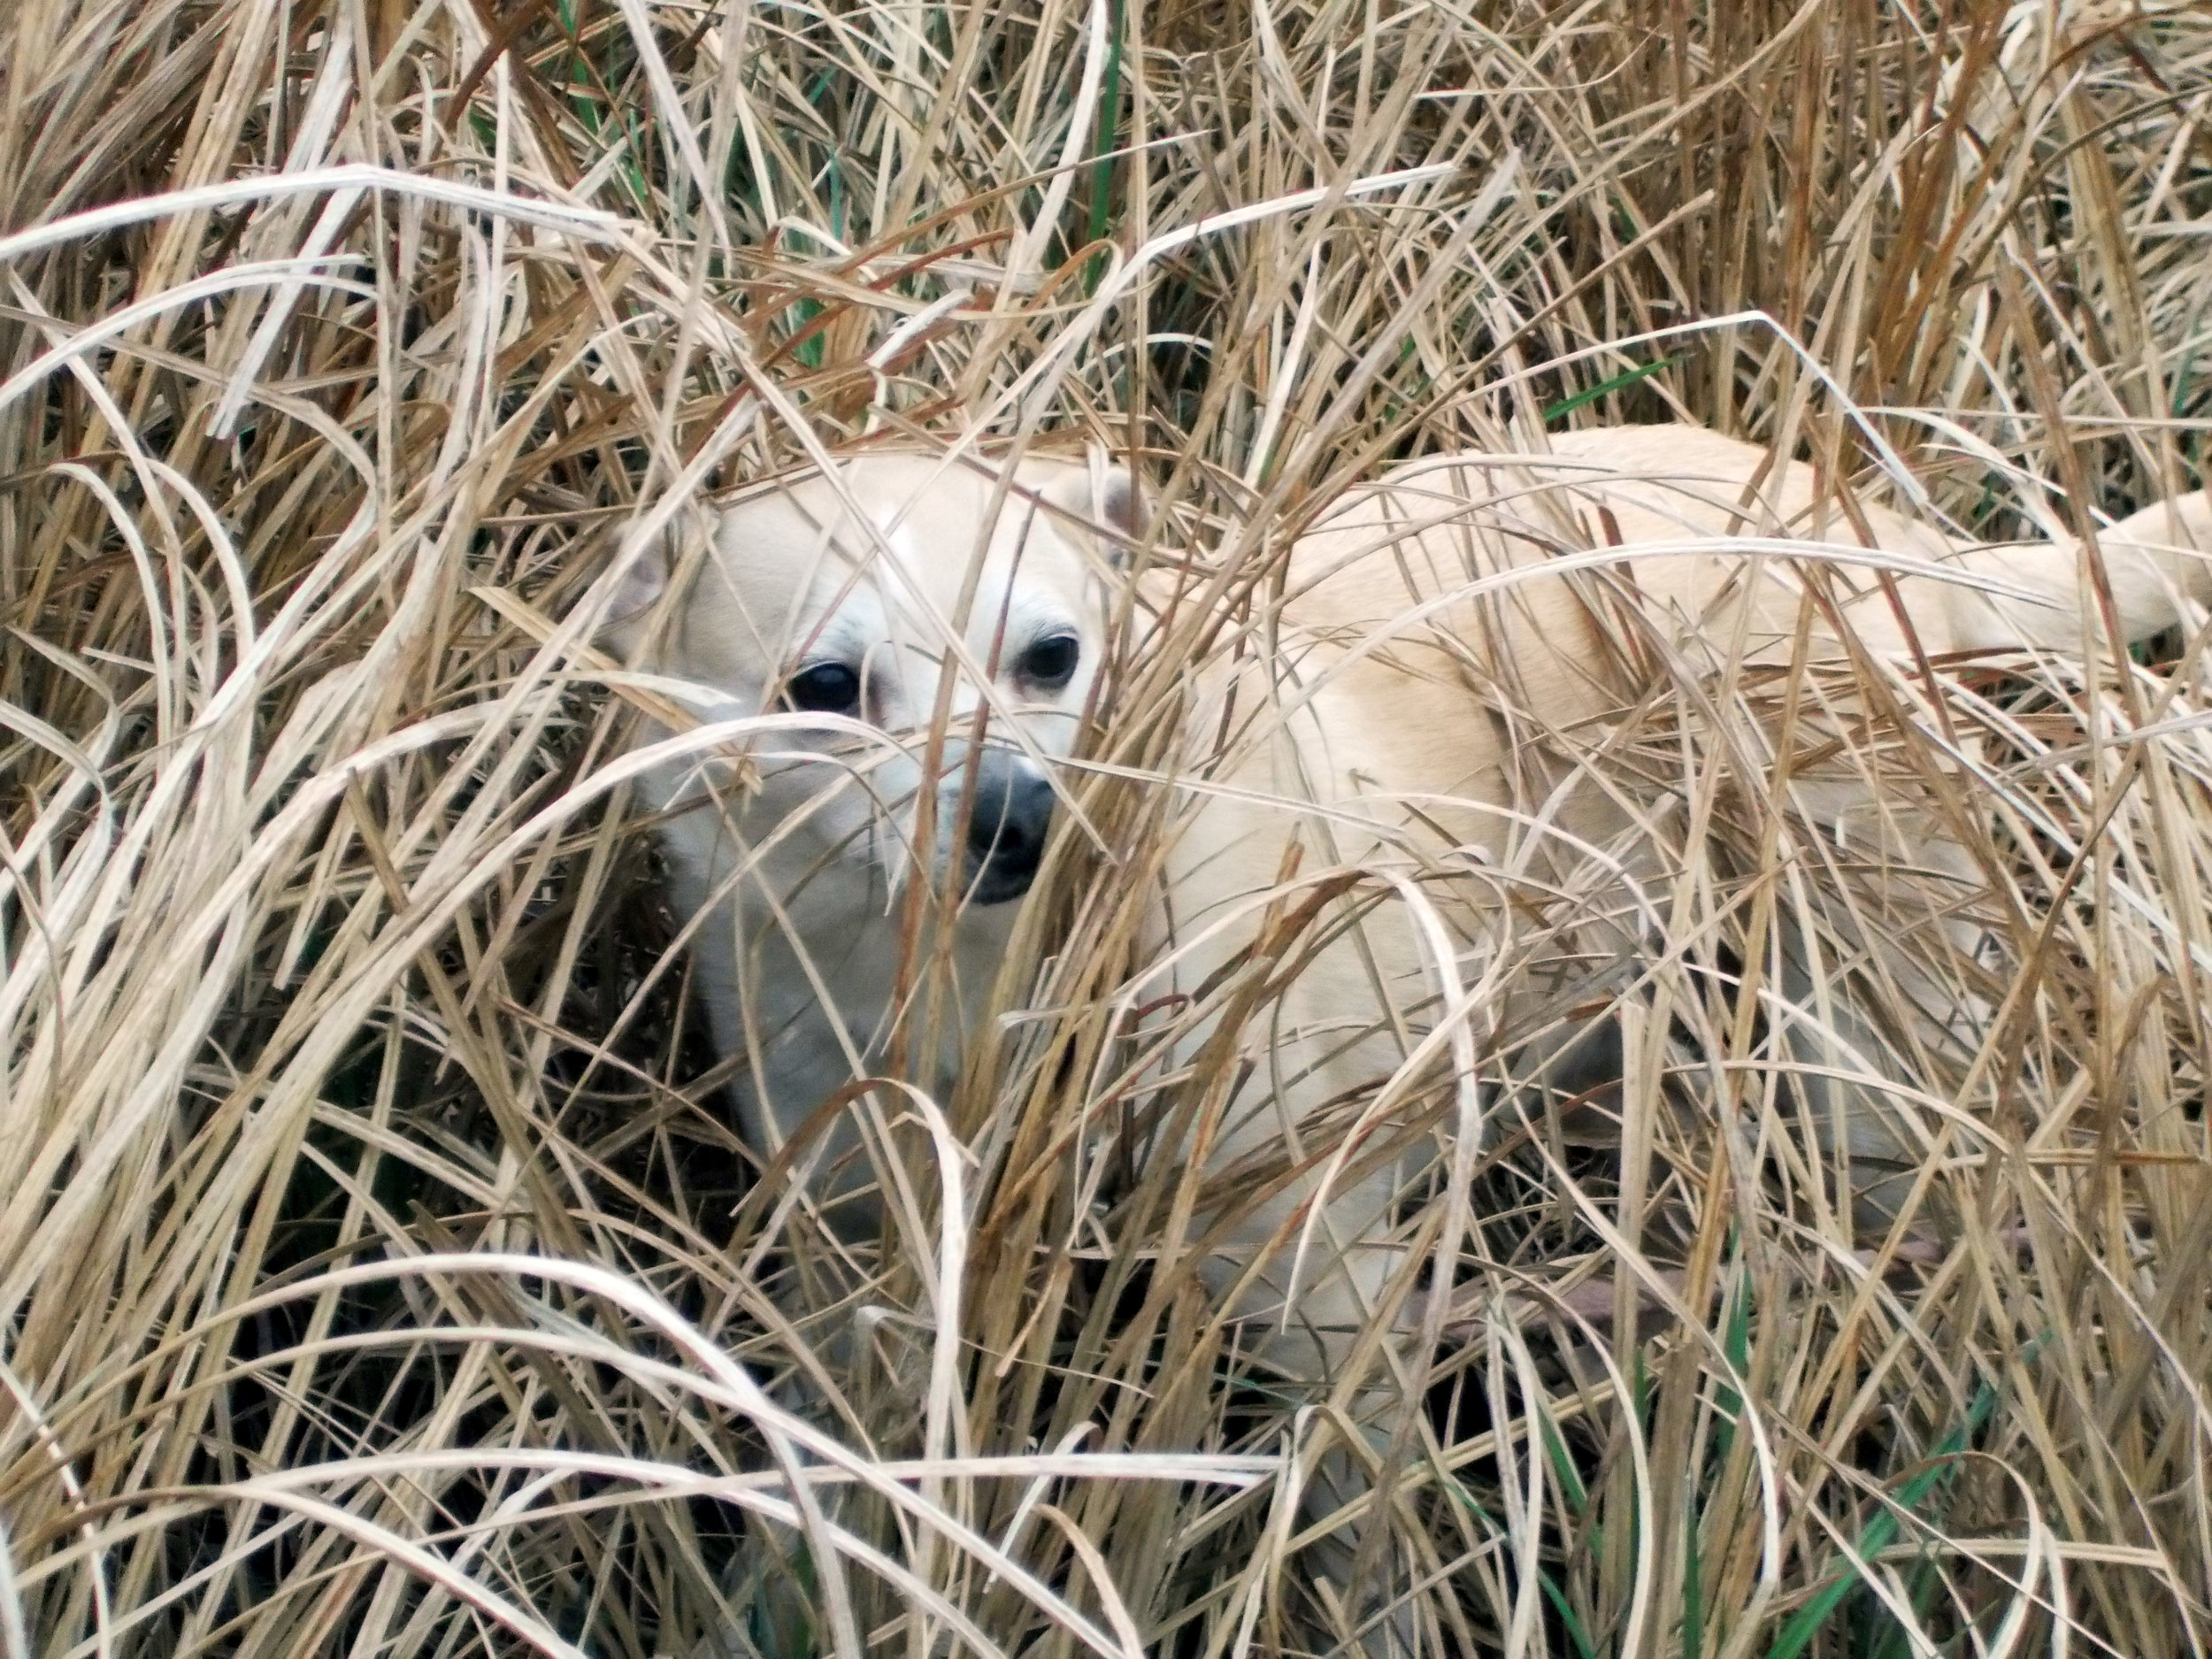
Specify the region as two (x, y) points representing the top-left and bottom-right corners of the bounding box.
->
(957, 751), (1055, 906)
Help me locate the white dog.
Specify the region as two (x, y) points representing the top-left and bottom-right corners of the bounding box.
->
(608, 429), (2209, 1642)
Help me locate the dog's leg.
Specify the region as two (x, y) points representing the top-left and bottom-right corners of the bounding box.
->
(1196, 1162), (1432, 1653)
(1783, 484), (2212, 1225)
(1148, 862), (1483, 1656)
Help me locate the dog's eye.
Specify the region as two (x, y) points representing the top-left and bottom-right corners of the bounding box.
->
(1018, 634), (1080, 687)
(784, 662), (860, 714)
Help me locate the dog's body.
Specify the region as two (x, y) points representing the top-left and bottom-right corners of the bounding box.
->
(1150, 426), (2212, 1454)
(611, 426), (2209, 1640)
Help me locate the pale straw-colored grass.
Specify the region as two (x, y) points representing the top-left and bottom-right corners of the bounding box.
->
(1, 0), (2208, 1654)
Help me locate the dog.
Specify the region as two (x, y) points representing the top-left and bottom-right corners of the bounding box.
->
(606, 427), (2209, 1647)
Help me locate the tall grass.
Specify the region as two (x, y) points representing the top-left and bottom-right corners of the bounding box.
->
(0, 0), (2208, 1653)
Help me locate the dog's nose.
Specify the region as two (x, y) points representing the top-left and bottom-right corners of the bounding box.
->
(959, 753), (1056, 905)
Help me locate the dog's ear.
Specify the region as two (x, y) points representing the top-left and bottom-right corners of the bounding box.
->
(1097, 464), (1144, 544)
(1041, 453), (1146, 564)
(596, 524), (671, 650)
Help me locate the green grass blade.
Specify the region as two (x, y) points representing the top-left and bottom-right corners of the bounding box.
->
(1543, 357), (1680, 425)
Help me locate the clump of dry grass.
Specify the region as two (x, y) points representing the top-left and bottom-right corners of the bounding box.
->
(1, 0), (2208, 1654)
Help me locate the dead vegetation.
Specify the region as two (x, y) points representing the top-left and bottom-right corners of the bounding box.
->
(1, 0), (2209, 1653)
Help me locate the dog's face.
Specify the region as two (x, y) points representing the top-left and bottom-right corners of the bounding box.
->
(611, 451), (1134, 910)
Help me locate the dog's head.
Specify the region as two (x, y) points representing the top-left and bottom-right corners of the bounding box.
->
(608, 449), (1138, 910)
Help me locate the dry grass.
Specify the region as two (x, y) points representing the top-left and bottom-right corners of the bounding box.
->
(2, 0), (2210, 1653)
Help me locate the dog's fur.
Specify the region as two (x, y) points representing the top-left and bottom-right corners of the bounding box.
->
(611, 426), (2210, 1639)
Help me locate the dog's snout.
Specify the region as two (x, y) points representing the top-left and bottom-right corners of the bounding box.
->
(959, 754), (1055, 905)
